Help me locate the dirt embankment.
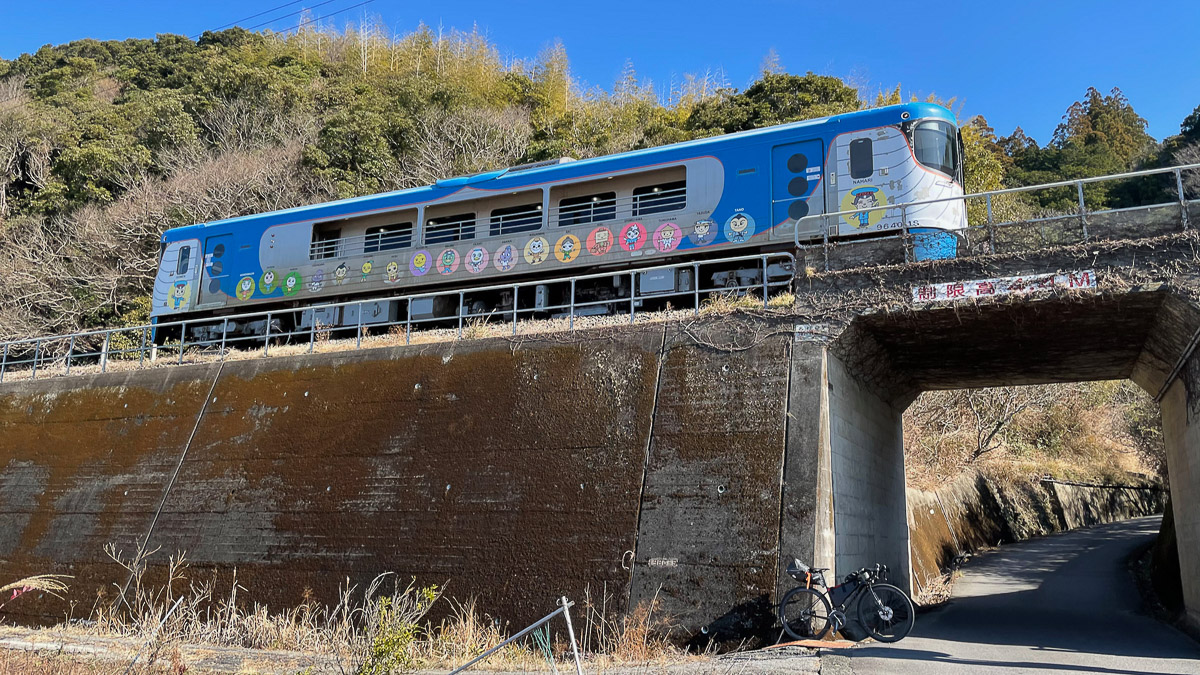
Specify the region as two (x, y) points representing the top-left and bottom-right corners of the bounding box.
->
(907, 471), (1166, 596)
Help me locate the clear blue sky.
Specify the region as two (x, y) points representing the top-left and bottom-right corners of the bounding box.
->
(3, 0), (1198, 143)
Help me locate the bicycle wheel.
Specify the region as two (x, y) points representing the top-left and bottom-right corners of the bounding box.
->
(779, 587), (832, 641)
(857, 583), (915, 643)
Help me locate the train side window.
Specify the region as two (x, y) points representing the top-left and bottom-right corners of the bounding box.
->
(425, 213), (476, 245)
(558, 192), (616, 226)
(849, 138), (873, 179)
(365, 223), (413, 253)
(175, 246), (191, 275)
(311, 223), (342, 259)
(633, 180), (686, 216)
(490, 203), (543, 236)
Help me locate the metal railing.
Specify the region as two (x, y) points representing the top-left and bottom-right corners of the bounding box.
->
(793, 161), (1200, 258)
(449, 596), (583, 674)
(0, 251), (794, 383)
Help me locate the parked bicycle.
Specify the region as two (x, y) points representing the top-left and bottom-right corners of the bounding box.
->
(778, 559), (915, 643)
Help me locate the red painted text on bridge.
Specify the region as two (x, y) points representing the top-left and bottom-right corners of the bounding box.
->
(912, 270), (1097, 304)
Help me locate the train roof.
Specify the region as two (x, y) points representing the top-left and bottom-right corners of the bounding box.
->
(163, 101), (956, 242)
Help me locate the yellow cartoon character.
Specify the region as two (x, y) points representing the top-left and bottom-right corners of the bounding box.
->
(361, 260), (373, 282)
(386, 261), (400, 283)
(841, 186), (888, 229)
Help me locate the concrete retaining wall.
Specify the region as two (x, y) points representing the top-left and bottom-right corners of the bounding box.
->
(907, 472), (1167, 594)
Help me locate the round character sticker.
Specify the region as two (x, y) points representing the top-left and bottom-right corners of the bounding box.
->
(236, 276), (255, 301)
(654, 222), (681, 253)
(308, 269), (325, 293)
(690, 219), (717, 246)
(523, 236), (549, 265)
(385, 261), (400, 283)
(259, 269), (279, 294)
(282, 272), (302, 296)
(586, 227), (614, 256)
(494, 243), (517, 272)
(723, 213), (756, 243)
(410, 250), (431, 276)
(619, 222), (647, 252)
(555, 234), (581, 263)
(465, 246), (489, 274)
(437, 249), (459, 275)
(841, 186), (889, 229)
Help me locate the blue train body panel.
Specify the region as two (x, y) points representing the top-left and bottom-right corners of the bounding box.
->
(152, 103), (961, 320)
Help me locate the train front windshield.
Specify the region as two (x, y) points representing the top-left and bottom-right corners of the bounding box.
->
(910, 119), (960, 182)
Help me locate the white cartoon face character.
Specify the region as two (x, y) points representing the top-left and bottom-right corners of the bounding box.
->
(530, 239), (545, 255)
(284, 275), (297, 292)
(470, 248), (484, 266)
(239, 278), (253, 293)
(309, 269), (325, 292)
(694, 221), (711, 237)
(262, 270), (275, 287)
(173, 283), (186, 300)
(729, 214), (750, 241)
(625, 223), (642, 246)
(561, 238), (575, 257)
(386, 261), (400, 282)
(658, 224), (677, 249)
(334, 263), (348, 284)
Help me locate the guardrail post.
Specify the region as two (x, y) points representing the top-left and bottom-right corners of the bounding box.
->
(569, 279), (576, 330)
(31, 339), (39, 380)
(139, 327), (148, 368)
(309, 311), (316, 354)
(1076, 181), (1089, 241)
(985, 193), (996, 251)
(761, 254), (769, 308)
(0, 343), (7, 383)
(265, 312), (273, 355)
(100, 331), (110, 373)
(629, 271), (636, 323)
(178, 322), (186, 365)
(220, 319), (229, 358)
(66, 335), (75, 375)
(1177, 168), (1190, 230)
(693, 262), (701, 315)
(405, 300), (412, 345)
(512, 286), (519, 336)
(900, 204), (911, 264)
(458, 292), (465, 338)
(355, 303), (363, 349)
(822, 215), (831, 272)
(560, 596), (584, 675)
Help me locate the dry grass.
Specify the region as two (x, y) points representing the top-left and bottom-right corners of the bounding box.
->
(911, 571), (959, 607)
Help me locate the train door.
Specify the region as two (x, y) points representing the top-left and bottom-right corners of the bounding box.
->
(199, 234), (232, 305)
(771, 140), (825, 242)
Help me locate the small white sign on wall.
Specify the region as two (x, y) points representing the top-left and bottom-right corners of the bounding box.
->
(912, 270), (1097, 304)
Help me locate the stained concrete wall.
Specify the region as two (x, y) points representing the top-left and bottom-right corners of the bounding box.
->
(825, 354), (910, 591)
(1161, 371), (1200, 630)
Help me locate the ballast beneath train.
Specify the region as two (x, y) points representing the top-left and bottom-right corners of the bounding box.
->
(151, 102), (965, 340)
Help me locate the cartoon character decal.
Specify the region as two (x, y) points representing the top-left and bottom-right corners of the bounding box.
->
(841, 186), (888, 229)
(723, 213), (756, 243)
(437, 249), (459, 275)
(494, 244), (516, 272)
(333, 263), (349, 286)
(236, 275), (255, 301)
(308, 269), (326, 293)
(586, 227), (614, 256)
(360, 260), (373, 282)
(619, 222), (646, 252)
(523, 237), (549, 265)
(259, 269), (279, 294)
(465, 246), (489, 274)
(385, 261), (400, 283)
(410, 250), (431, 276)
(169, 281), (190, 310)
(282, 272), (302, 296)
(653, 223), (681, 253)
(690, 219), (717, 246)
(555, 234), (581, 263)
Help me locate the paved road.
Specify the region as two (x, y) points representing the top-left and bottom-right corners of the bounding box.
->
(828, 516), (1200, 675)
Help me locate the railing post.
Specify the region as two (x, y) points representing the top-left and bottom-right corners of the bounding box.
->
(264, 312), (273, 355)
(1076, 181), (1089, 241)
(512, 286), (519, 336)
(560, 596), (584, 675)
(985, 193), (996, 252)
(901, 204), (911, 264)
(31, 339), (39, 380)
(220, 319), (229, 358)
(177, 322), (186, 365)
(761, 254), (769, 308)
(405, 299), (412, 346)
(309, 311), (316, 354)
(693, 262), (701, 315)
(629, 271), (636, 323)
(100, 331), (110, 373)
(66, 335), (75, 375)
(1177, 168), (1190, 231)
(458, 292), (465, 338)
(355, 303), (364, 349)
(139, 327), (148, 368)
(822, 214), (831, 272)
(0, 343), (7, 383)
(569, 279), (576, 330)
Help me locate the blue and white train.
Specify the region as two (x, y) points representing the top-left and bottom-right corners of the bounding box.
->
(151, 102), (964, 340)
